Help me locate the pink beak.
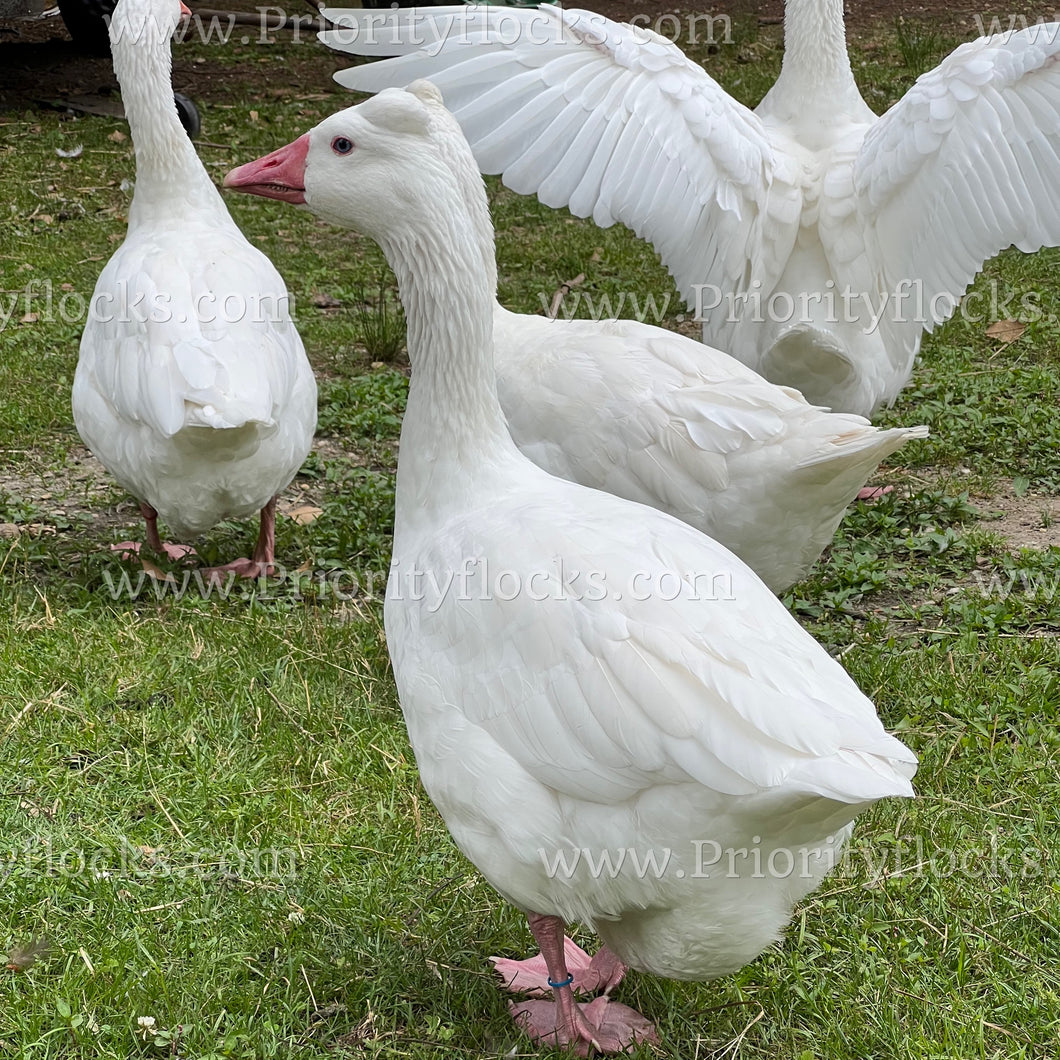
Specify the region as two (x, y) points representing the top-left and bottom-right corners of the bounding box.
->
(224, 134), (310, 205)
(179, 1), (191, 15)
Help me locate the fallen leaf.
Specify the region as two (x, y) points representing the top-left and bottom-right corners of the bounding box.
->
(286, 504), (323, 526)
(249, 109), (259, 121)
(140, 558), (176, 583)
(985, 318), (1025, 343)
(107, 129), (127, 143)
(311, 291), (342, 310)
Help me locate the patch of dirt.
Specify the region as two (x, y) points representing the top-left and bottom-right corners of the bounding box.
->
(602, 0), (1017, 36)
(0, 444), (121, 531)
(0, 439), (364, 542)
(974, 480), (1060, 551)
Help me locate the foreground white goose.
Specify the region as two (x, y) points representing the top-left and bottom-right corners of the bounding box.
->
(319, 1), (1060, 416)
(73, 0), (316, 574)
(226, 83), (917, 1053)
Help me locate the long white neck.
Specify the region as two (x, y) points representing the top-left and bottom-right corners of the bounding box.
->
(381, 169), (519, 541)
(764, 0), (864, 112)
(428, 110), (500, 299)
(111, 21), (228, 225)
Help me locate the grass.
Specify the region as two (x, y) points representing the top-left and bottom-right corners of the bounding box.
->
(2, 9), (1060, 1060)
(893, 16), (947, 76)
(351, 280), (406, 365)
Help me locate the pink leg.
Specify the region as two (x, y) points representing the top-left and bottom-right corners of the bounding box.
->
(199, 496), (277, 581)
(142, 502), (164, 553)
(252, 495), (277, 572)
(507, 913), (657, 1056)
(493, 936), (626, 997)
(111, 502), (196, 562)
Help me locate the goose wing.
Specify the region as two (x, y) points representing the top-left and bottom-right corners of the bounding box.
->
(79, 233), (306, 437)
(393, 492), (916, 810)
(854, 24), (1060, 371)
(321, 4), (784, 310)
(496, 313), (802, 497)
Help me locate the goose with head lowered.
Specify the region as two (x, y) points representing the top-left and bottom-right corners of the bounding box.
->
(319, 1), (1060, 417)
(235, 83), (928, 593)
(225, 83), (917, 1054)
(73, 0), (317, 576)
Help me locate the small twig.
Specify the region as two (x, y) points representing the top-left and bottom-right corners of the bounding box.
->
(400, 873), (464, 938)
(139, 897), (194, 914)
(715, 1006), (766, 1059)
(300, 965), (318, 1013)
(263, 684), (321, 746)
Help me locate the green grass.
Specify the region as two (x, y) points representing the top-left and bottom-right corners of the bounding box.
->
(2, 12), (1060, 1060)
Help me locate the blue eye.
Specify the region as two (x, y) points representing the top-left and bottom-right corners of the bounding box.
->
(331, 137), (354, 155)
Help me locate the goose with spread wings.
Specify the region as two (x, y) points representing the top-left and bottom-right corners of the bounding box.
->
(319, 0), (1060, 417)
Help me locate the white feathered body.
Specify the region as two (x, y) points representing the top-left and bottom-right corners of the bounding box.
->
(494, 307), (926, 591)
(388, 458), (915, 980)
(74, 208), (316, 539)
(725, 103), (888, 416)
(322, 1), (1060, 416)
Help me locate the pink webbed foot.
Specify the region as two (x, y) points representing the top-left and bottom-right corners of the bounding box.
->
(112, 501), (197, 562)
(510, 994), (659, 1056)
(194, 495), (280, 583)
(492, 939), (626, 997)
(503, 914), (655, 1054)
(110, 541), (197, 562)
(198, 558), (274, 582)
(856, 485), (894, 501)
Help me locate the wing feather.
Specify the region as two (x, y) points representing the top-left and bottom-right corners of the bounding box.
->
(321, 3), (776, 309)
(400, 494), (916, 809)
(856, 23), (1060, 360)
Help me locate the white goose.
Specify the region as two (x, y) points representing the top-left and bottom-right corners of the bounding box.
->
(319, 2), (1060, 417)
(225, 83), (917, 1054)
(73, 0), (316, 574)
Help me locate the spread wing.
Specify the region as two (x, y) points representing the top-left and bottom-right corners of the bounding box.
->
(321, 4), (789, 311)
(854, 23), (1060, 366)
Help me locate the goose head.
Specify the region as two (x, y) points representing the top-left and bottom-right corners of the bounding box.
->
(223, 84), (457, 241)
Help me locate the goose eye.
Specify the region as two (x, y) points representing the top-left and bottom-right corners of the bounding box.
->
(331, 137), (354, 156)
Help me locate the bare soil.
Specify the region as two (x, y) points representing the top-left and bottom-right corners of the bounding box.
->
(0, 0), (339, 113)
(975, 480), (1060, 551)
(0, 438), (361, 543)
